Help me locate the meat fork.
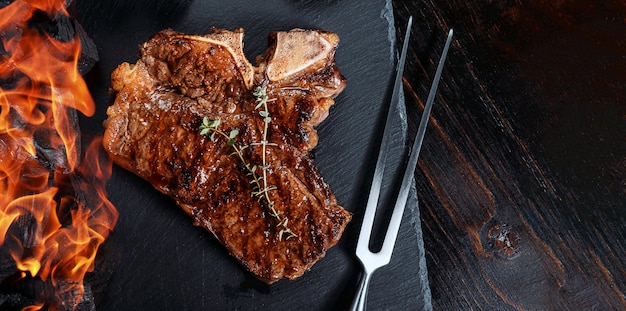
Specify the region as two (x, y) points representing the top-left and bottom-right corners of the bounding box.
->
(350, 17), (453, 311)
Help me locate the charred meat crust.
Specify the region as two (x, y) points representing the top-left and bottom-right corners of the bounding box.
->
(103, 28), (350, 283)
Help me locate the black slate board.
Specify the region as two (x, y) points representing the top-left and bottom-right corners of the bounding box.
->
(72, 0), (431, 309)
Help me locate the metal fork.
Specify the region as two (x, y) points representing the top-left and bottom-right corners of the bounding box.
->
(350, 17), (453, 311)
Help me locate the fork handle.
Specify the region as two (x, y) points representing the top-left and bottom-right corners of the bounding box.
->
(350, 270), (373, 311)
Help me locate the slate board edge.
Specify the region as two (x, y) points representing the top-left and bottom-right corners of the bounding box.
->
(384, 0), (433, 309)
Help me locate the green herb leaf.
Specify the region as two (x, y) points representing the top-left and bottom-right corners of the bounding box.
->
(229, 129), (239, 138)
(208, 119), (220, 128)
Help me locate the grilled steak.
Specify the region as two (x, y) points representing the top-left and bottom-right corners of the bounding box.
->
(102, 28), (350, 283)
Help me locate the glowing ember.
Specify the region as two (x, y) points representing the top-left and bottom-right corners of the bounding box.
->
(0, 0), (118, 309)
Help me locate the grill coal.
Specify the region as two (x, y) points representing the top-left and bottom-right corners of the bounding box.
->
(0, 172), (117, 310)
(0, 174), (118, 310)
(0, 2), (106, 309)
(0, 271), (96, 311)
(0, 214), (97, 310)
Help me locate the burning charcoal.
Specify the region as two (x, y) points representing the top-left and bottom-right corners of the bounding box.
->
(33, 110), (80, 173)
(0, 40), (6, 56)
(0, 74), (14, 90)
(0, 251), (17, 282)
(52, 280), (95, 311)
(0, 213), (40, 254)
(84, 239), (121, 305)
(1, 0), (115, 309)
(26, 9), (73, 42)
(73, 20), (98, 75)
(75, 284), (96, 311)
(0, 292), (36, 311)
(19, 2), (99, 74)
(0, 0), (12, 9)
(0, 276), (45, 310)
(0, 276), (95, 311)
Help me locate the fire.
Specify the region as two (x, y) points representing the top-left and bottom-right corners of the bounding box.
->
(1, 0), (118, 309)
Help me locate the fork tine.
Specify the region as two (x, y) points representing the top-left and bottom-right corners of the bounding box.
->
(379, 28), (454, 257)
(355, 16), (413, 261)
(350, 18), (414, 311)
(351, 19), (453, 311)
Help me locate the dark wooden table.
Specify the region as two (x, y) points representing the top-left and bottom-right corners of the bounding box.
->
(392, 1), (625, 309)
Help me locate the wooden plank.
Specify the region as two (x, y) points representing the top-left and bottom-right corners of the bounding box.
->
(392, 0), (626, 309)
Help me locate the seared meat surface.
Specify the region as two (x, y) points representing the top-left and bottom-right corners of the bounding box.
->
(102, 28), (350, 283)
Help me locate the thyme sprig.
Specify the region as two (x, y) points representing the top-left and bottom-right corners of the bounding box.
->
(198, 85), (296, 241)
(252, 87), (277, 210)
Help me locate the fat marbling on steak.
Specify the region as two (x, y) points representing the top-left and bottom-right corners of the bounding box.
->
(102, 28), (351, 283)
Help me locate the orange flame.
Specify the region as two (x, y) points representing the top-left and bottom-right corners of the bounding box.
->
(1, 0), (118, 309)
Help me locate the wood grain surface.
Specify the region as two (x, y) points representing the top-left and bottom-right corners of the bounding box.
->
(392, 0), (625, 309)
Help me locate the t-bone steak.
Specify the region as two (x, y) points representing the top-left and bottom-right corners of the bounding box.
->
(102, 28), (351, 283)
